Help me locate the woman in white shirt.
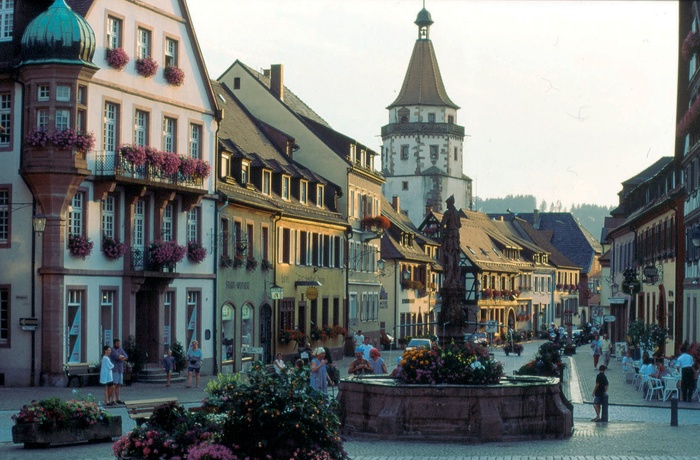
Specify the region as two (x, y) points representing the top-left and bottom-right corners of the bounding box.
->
(273, 353), (286, 376)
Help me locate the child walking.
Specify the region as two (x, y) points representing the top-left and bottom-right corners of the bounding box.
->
(162, 348), (176, 387)
(100, 345), (115, 406)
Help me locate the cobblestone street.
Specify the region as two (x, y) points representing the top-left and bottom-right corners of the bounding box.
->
(2, 340), (699, 459)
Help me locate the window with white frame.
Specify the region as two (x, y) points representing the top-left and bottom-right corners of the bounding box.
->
(163, 117), (176, 153)
(220, 154), (230, 178)
(55, 109), (70, 131)
(102, 195), (115, 239)
(282, 175), (290, 200)
(69, 192), (84, 236)
(163, 204), (173, 241)
(165, 37), (178, 68)
(186, 291), (200, 346)
(300, 180), (307, 204)
(262, 170), (271, 195)
(0, 93), (10, 146)
(241, 161), (249, 185)
(107, 16), (122, 49)
(349, 189), (355, 217)
(134, 110), (149, 146)
(316, 185), (324, 207)
(56, 85), (70, 102)
(37, 85), (49, 101)
(103, 102), (118, 154)
(163, 291), (173, 345)
(189, 124), (201, 159)
(66, 289), (84, 362)
(187, 209), (198, 242)
(0, 1), (13, 41)
(137, 27), (151, 59)
(0, 187), (8, 245)
(100, 290), (115, 346)
(37, 109), (49, 131)
(133, 199), (145, 251)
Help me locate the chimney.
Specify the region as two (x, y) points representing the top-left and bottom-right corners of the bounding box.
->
(425, 204), (432, 217)
(533, 209), (541, 229)
(392, 195), (400, 212)
(270, 64), (284, 101)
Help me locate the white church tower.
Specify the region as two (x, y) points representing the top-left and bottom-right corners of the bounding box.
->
(381, 7), (472, 223)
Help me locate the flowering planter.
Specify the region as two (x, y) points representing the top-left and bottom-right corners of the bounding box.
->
(12, 416), (122, 447)
(339, 376), (572, 442)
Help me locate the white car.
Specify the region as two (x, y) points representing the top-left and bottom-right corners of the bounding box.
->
(405, 338), (432, 351)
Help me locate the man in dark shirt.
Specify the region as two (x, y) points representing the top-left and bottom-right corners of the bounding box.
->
(592, 365), (608, 422)
(348, 349), (372, 375)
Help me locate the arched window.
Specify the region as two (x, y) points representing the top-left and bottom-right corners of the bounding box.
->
(221, 303), (235, 362)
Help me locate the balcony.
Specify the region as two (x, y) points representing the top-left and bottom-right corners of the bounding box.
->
(381, 122), (465, 138)
(93, 151), (205, 190)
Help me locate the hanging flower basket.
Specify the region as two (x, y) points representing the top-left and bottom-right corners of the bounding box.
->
(163, 66), (185, 86)
(186, 241), (207, 264)
(105, 47), (130, 71)
(676, 96), (700, 138)
(246, 257), (258, 271)
(260, 258), (272, 272)
(135, 56), (158, 78)
(219, 254), (234, 268)
(68, 234), (94, 260)
(682, 31), (700, 62)
(102, 235), (127, 260)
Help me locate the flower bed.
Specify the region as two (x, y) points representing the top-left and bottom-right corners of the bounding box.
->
(400, 342), (503, 385)
(113, 366), (347, 459)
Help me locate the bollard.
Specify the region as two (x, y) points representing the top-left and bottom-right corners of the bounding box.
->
(671, 396), (678, 426)
(601, 394), (609, 422)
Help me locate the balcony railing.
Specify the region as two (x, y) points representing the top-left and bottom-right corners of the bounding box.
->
(93, 151), (203, 188)
(130, 247), (177, 272)
(381, 122), (465, 138)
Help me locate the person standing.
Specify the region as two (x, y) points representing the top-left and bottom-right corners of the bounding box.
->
(309, 347), (328, 395)
(353, 330), (364, 347)
(369, 348), (388, 374)
(600, 334), (613, 368)
(161, 349), (176, 387)
(591, 365), (608, 422)
(273, 352), (286, 376)
(186, 340), (202, 388)
(590, 334), (601, 369)
(100, 346), (115, 406)
(109, 339), (128, 405)
(348, 348), (373, 375)
(676, 344), (695, 401)
(359, 336), (373, 360)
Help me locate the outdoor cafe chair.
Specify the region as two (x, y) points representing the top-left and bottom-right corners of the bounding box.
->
(645, 377), (664, 401)
(662, 375), (680, 401)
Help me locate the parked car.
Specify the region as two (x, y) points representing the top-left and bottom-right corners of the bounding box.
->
(464, 332), (488, 346)
(405, 338), (432, 352)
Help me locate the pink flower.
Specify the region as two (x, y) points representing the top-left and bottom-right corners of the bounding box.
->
(164, 66), (185, 86)
(119, 144), (147, 167)
(136, 56), (158, 78)
(106, 47), (130, 70)
(162, 152), (181, 175)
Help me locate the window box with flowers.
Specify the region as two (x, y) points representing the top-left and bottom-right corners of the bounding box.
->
(330, 324), (347, 339)
(219, 254), (234, 268)
(260, 258), (272, 272)
(26, 128), (50, 147)
(233, 255), (245, 269)
(482, 288), (493, 299)
(105, 47), (130, 71)
(278, 329), (307, 346)
(161, 151), (181, 176)
(246, 257), (258, 271)
(68, 234), (94, 260)
(361, 215), (391, 232)
(401, 280), (424, 291)
(119, 144), (147, 167)
(135, 56), (158, 78)
(187, 241), (207, 264)
(148, 240), (186, 270)
(102, 235), (127, 260)
(163, 66), (185, 86)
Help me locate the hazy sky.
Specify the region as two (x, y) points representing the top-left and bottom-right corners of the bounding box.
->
(187, 0), (679, 208)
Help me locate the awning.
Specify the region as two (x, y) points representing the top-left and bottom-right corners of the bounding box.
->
(295, 280), (322, 287)
(609, 297), (627, 305)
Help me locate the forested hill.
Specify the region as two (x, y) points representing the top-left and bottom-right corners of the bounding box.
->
(474, 195), (614, 242)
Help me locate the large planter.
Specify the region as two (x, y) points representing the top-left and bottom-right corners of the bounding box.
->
(12, 416), (122, 447)
(339, 376), (571, 443)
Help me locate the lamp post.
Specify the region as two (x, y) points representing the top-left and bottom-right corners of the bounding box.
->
(30, 213), (46, 387)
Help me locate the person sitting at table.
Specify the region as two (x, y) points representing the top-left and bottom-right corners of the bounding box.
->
(652, 361), (670, 380)
(638, 358), (655, 392)
(621, 350), (633, 373)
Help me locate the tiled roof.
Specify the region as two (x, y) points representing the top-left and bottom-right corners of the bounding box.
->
(236, 62), (330, 127)
(510, 218), (581, 270)
(212, 80), (344, 226)
(380, 195), (436, 263)
(66, 0), (92, 16)
(388, 39), (458, 109)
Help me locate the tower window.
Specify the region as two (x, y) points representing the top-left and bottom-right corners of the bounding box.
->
(428, 113), (435, 123)
(402, 181), (408, 191)
(430, 145), (438, 160)
(401, 145), (409, 160)
(454, 147), (458, 161)
(448, 115), (454, 124)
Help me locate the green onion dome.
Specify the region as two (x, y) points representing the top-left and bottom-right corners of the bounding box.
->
(20, 0), (97, 68)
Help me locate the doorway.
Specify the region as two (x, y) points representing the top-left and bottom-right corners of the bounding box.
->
(260, 304), (272, 364)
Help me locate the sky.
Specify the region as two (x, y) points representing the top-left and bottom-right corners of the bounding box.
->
(187, 0), (679, 209)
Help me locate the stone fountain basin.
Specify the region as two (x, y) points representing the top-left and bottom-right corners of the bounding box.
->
(338, 375), (573, 443)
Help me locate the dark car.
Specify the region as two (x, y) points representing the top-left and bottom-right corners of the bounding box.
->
(465, 332), (488, 346)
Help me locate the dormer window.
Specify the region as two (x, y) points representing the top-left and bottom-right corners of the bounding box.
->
(262, 170), (271, 195)
(241, 160), (250, 185)
(300, 180), (308, 204)
(349, 144), (356, 162)
(282, 175), (290, 200)
(220, 154), (230, 179)
(316, 185), (324, 207)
